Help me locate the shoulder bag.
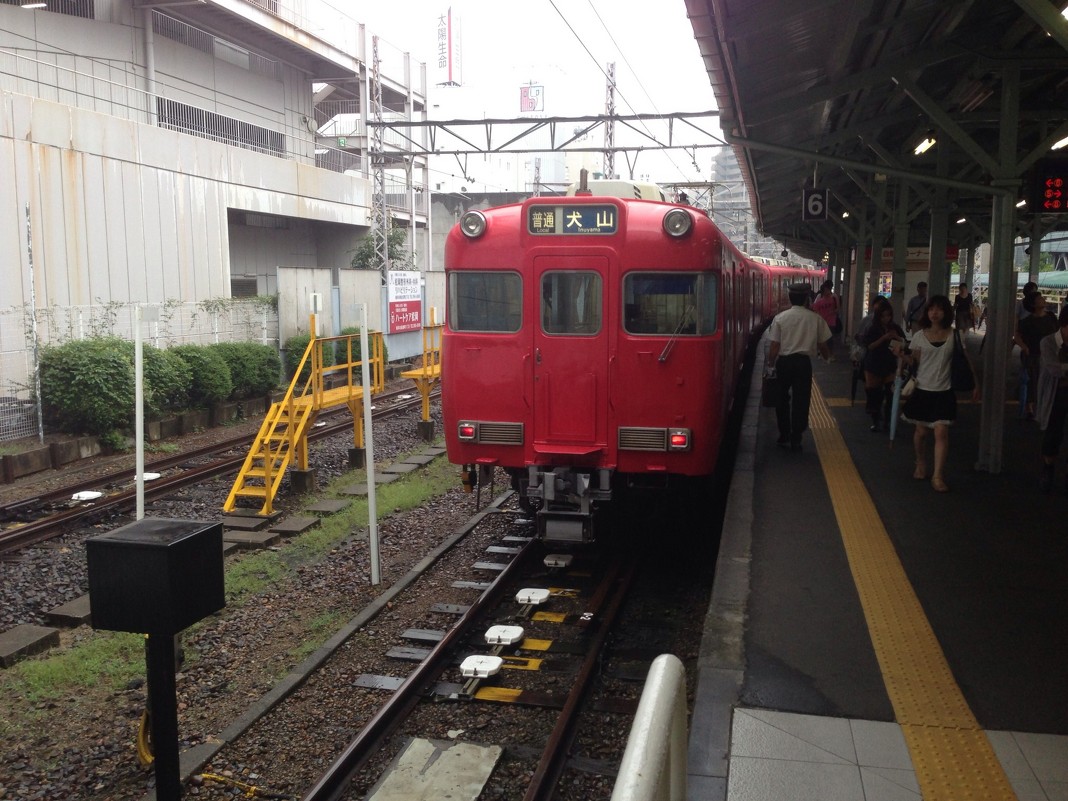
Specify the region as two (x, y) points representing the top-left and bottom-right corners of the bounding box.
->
(950, 330), (975, 392)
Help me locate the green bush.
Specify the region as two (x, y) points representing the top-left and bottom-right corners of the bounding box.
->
(171, 345), (233, 408)
(336, 327), (388, 365)
(283, 333), (335, 383)
(39, 338), (135, 436)
(112, 340), (192, 417)
(152, 347), (193, 413)
(209, 342), (280, 399)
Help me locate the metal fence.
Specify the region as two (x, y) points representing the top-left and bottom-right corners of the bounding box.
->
(0, 299), (279, 443)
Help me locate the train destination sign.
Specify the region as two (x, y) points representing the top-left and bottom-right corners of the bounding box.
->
(528, 205), (618, 235)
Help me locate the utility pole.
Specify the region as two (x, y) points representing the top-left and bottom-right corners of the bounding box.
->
(603, 62), (616, 180)
(370, 35), (389, 282)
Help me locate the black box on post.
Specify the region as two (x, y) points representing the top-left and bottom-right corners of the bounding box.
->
(86, 518), (225, 635)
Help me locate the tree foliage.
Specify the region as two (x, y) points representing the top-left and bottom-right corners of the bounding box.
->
(350, 218), (414, 271)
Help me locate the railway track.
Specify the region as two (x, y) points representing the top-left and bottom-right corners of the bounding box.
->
(0, 387), (437, 557)
(176, 488), (669, 801)
(302, 529), (636, 801)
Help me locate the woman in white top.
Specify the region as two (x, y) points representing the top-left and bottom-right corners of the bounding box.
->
(901, 295), (980, 492)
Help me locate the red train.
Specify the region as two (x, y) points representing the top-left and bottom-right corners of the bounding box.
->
(442, 181), (823, 541)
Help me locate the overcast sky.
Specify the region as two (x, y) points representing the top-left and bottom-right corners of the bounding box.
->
(349, 0), (722, 185)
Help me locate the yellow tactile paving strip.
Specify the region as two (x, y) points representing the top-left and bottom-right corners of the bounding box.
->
(807, 385), (1018, 800)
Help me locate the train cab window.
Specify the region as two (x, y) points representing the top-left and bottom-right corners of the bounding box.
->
(541, 272), (602, 335)
(448, 271), (522, 332)
(623, 272), (717, 335)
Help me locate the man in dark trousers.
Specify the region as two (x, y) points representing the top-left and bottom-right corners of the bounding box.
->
(766, 283), (832, 451)
(904, 281), (928, 333)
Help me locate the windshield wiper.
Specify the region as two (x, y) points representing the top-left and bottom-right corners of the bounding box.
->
(658, 305), (694, 362)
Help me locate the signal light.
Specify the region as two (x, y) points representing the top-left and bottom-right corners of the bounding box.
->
(667, 429), (691, 451)
(458, 422), (477, 441)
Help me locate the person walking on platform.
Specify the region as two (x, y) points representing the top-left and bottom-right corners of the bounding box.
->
(954, 283), (975, 335)
(1037, 306), (1068, 494)
(861, 298), (905, 432)
(812, 280), (841, 347)
(765, 283), (832, 452)
(904, 281), (928, 334)
(901, 295), (980, 492)
(1014, 292), (1058, 421)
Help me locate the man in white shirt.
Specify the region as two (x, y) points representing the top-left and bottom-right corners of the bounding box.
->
(904, 281), (928, 333)
(766, 283), (832, 451)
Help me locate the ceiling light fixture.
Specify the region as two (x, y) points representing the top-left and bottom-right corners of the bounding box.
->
(21, 2), (47, 7)
(1053, 135), (1068, 150)
(956, 217), (967, 224)
(914, 133), (937, 155)
(1016, 199), (1027, 208)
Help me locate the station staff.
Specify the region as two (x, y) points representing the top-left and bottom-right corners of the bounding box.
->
(766, 283), (832, 451)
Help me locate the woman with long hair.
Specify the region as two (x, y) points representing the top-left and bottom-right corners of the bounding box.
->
(901, 295), (980, 492)
(861, 297), (905, 432)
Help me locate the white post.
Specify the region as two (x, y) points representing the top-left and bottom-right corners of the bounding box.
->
(135, 305), (145, 521)
(135, 305), (159, 521)
(360, 304), (380, 585)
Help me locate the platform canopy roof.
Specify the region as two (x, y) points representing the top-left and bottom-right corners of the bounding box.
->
(686, 0), (1068, 263)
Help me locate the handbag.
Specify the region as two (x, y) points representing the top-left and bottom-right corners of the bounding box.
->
(950, 330), (975, 392)
(761, 373), (779, 408)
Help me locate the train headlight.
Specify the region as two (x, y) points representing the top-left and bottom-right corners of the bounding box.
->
(459, 211), (487, 239)
(663, 208), (693, 238)
(667, 428), (691, 451)
(458, 422), (477, 441)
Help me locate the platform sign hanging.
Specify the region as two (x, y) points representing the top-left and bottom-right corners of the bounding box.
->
(1030, 157), (1068, 213)
(802, 188), (829, 221)
(387, 271), (422, 334)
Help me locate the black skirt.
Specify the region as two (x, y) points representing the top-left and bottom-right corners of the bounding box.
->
(901, 388), (957, 427)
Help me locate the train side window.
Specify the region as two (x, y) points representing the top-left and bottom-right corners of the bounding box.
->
(449, 271), (522, 332)
(623, 272), (717, 335)
(541, 272), (602, 335)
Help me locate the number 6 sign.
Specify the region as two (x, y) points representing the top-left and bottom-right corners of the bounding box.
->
(803, 188), (829, 221)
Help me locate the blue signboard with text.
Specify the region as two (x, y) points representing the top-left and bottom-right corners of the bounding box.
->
(528, 205), (618, 234)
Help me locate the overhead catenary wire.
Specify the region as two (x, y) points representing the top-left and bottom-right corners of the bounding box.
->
(546, 0), (702, 182)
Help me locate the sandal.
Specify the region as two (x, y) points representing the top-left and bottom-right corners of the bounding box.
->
(913, 462), (927, 480)
(931, 477), (949, 493)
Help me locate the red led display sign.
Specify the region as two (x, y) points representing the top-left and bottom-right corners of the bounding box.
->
(1031, 158), (1068, 213)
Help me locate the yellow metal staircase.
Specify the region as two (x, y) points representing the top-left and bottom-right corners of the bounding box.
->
(224, 324), (385, 516)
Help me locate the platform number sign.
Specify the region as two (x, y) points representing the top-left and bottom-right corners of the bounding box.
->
(803, 188), (829, 221)
(1031, 158), (1068, 213)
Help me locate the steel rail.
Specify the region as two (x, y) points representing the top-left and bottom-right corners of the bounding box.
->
(523, 558), (637, 801)
(0, 390), (438, 557)
(302, 510), (538, 801)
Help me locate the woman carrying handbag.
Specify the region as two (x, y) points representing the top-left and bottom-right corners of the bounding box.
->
(900, 295), (980, 492)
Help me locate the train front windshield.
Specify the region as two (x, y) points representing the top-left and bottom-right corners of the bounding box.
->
(449, 272), (523, 332)
(623, 272), (718, 335)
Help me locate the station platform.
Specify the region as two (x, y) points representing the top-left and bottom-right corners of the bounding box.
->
(690, 331), (1068, 801)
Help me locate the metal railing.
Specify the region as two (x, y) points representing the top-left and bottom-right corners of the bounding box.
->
(611, 654), (688, 801)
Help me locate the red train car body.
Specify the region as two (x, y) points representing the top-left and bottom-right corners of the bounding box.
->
(442, 189), (822, 541)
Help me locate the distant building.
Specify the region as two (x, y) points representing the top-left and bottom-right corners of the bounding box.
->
(1, 0), (431, 392)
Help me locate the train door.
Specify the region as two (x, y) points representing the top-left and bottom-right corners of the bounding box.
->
(531, 256), (609, 452)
